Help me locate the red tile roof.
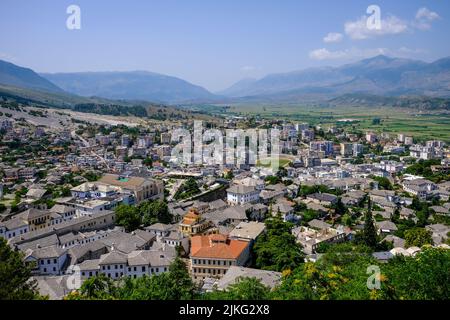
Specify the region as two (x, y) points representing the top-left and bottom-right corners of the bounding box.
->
(191, 234), (248, 260)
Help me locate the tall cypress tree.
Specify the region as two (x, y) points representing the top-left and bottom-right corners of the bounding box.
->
(363, 197), (378, 248)
(0, 238), (42, 300)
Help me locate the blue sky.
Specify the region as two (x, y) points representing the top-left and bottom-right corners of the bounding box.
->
(0, 0), (449, 91)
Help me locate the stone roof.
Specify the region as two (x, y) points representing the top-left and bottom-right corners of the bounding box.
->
(229, 222), (266, 241)
(99, 250), (128, 265)
(78, 259), (100, 271)
(308, 219), (331, 230)
(227, 185), (257, 195)
(28, 245), (67, 259)
(376, 221), (398, 231)
(127, 250), (174, 267)
(217, 266), (281, 290)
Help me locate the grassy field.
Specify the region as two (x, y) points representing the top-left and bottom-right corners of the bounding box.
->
(224, 104), (450, 143)
(257, 157), (292, 169)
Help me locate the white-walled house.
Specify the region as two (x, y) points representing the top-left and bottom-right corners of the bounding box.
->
(226, 185), (260, 205)
(77, 248), (175, 280)
(0, 218), (29, 240)
(402, 179), (437, 199)
(98, 250), (128, 279)
(125, 250), (172, 278)
(24, 245), (68, 275)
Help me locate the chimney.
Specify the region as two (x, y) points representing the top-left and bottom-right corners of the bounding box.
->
(111, 242), (115, 251)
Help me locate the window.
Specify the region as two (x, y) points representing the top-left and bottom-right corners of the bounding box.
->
(142, 266), (145, 272)
(54, 259), (57, 264)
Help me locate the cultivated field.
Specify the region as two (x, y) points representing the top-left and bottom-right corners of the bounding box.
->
(224, 104), (450, 143)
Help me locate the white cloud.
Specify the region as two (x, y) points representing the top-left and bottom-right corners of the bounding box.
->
(416, 7), (440, 21)
(323, 32), (343, 43)
(0, 53), (18, 63)
(345, 14), (409, 40)
(241, 66), (256, 72)
(309, 47), (385, 60)
(414, 7), (440, 30)
(309, 47), (425, 61)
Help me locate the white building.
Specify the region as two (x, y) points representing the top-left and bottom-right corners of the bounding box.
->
(226, 185), (260, 205)
(402, 179), (438, 199)
(79, 248), (174, 280)
(25, 245), (68, 275)
(0, 218), (29, 240)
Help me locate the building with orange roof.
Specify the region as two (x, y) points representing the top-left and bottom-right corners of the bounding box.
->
(179, 208), (213, 236)
(190, 234), (250, 281)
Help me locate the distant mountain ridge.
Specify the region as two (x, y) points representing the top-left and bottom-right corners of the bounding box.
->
(0, 59), (64, 93)
(41, 71), (216, 103)
(222, 55), (450, 99)
(1, 55), (450, 106)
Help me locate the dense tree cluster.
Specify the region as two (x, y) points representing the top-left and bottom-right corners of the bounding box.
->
(252, 215), (304, 272)
(405, 159), (449, 183)
(115, 199), (171, 232)
(174, 178), (201, 200)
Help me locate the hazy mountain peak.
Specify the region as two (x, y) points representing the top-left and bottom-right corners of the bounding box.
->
(221, 55), (450, 100)
(41, 70), (215, 103)
(0, 59), (63, 93)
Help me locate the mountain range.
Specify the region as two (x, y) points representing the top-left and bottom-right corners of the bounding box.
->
(0, 60), (63, 94)
(41, 71), (216, 103)
(219, 55), (450, 100)
(0, 55), (449, 105)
